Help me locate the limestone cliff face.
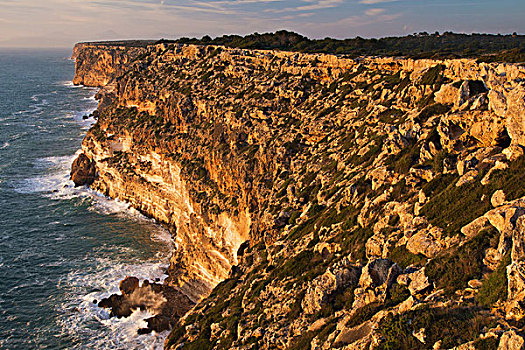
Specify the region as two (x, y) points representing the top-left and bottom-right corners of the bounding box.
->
(72, 43), (149, 87)
(72, 42), (525, 349)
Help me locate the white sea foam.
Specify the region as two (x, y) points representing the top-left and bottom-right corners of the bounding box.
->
(13, 150), (172, 240)
(13, 153), (83, 197)
(0, 142), (9, 149)
(57, 254), (170, 350)
(59, 81), (81, 88)
(15, 80), (174, 348)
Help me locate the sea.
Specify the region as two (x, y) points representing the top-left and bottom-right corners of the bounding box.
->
(0, 49), (172, 349)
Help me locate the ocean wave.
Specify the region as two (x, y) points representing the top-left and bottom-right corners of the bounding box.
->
(57, 256), (170, 350)
(58, 81), (80, 88)
(0, 142), (9, 149)
(13, 153), (173, 244)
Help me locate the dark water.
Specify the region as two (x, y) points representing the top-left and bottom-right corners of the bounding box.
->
(0, 49), (171, 349)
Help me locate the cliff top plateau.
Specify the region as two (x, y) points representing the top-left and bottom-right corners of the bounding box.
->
(79, 30), (525, 62)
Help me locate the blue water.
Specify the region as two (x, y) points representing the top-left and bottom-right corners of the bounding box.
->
(0, 49), (171, 349)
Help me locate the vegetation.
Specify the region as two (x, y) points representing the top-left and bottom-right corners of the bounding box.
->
(421, 156), (525, 236)
(477, 253), (511, 308)
(377, 306), (495, 349)
(425, 227), (498, 295)
(388, 245), (427, 269)
(155, 30), (525, 62)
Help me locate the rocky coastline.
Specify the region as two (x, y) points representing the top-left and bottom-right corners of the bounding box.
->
(71, 41), (525, 349)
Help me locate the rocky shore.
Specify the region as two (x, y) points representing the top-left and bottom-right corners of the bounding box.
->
(72, 41), (525, 349)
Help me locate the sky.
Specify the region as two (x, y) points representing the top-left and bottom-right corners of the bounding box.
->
(0, 0), (524, 48)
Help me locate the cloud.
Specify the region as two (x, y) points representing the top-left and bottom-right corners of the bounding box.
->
(365, 8), (385, 16)
(265, 0), (344, 13)
(359, 0), (396, 4)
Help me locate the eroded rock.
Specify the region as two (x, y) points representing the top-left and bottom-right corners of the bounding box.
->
(70, 153), (96, 186)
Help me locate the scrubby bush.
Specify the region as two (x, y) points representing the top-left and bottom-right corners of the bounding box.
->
(477, 253), (511, 308)
(425, 228), (498, 294)
(377, 306), (495, 349)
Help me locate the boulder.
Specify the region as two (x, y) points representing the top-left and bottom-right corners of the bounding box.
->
(352, 259), (401, 310)
(119, 276), (140, 296)
(506, 85), (525, 147)
(512, 216), (525, 263)
(498, 330), (525, 350)
(435, 83), (459, 106)
(302, 260), (360, 314)
(506, 262), (525, 320)
(70, 153), (96, 186)
(359, 259), (401, 290)
(492, 190), (507, 208)
(503, 145), (524, 161)
(461, 216), (491, 239)
(406, 227), (449, 258)
(488, 89), (507, 118)
(407, 268), (431, 295)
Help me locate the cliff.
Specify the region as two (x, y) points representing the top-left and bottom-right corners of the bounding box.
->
(71, 41), (525, 349)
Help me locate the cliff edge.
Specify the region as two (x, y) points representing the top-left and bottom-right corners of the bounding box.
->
(72, 41), (525, 349)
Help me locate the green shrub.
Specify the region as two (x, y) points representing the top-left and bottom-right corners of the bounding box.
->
(420, 64), (445, 85)
(346, 302), (383, 328)
(425, 228), (498, 294)
(388, 245), (427, 269)
(421, 156), (525, 236)
(388, 283), (411, 305)
(377, 306), (494, 350)
(477, 253), (511, 308)
(386, 140), (419, 175)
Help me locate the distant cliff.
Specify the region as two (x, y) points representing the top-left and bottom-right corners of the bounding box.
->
(72, 41), (525, 349)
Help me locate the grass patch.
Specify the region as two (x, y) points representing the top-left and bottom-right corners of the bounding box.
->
(388, 245), (427, 269)
(377, 306), (494, 350)
(477, 253), (511, 308)
(425, 227), (498, 295)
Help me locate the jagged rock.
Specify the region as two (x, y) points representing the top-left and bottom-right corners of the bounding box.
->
(435, 83), (459, 105)
(512, 216), (525, 263)
(70, 153), (96, 186)
(413, 328), (426, 344)
(468, 279), (483, 289)
(397, 295), (418, 313)
(485, 201), (525, 235)
(359, 259), (401, 290)
(506, 86), (525, 147)
(139, 315), (172, 334)
(503, 145), (524, 161)
(481, 160), (508, 185)
(410, 167), (435, 182)
(367, 166), (399, 190)
(98, 277), (194, 327)
(406, 227), (449, 258)
(119, 276), (139, 296)
(352, 259), (401, 309)
(302, 261), (360, 314)
(407, 268), (431, 295)
(458, 81), (471, 107)
(461, 216), (491, 238)
(492, 190), (507, 207)
(498, 330), (525, 350)
(333, 321), (373, 348)
(506, 262), (525, 320)
(489, 89), (507, 118)
(456, 169), (479, 187)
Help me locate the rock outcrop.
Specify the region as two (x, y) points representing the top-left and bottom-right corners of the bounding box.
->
(70, 41), (525, 350)
(70, 152), (95, 186)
